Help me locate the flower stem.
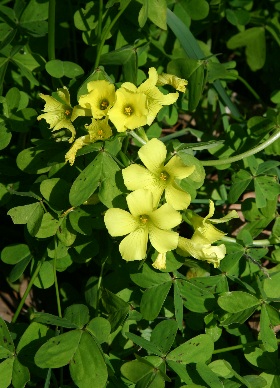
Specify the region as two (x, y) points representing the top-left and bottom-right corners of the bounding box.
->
(12, 259), (44, 323)
(48, 0), (56, 61)
(53, 236), (62, 318)
(213, 338), (280, 354)
(202, 128), (280, 166)
(97, 0), (103, 40)
(94, 1), (131, 68)
(221, 236), (271, 247)
(129, 130), (147, 145)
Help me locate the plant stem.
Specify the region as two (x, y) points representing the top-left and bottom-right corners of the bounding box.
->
(12, 259), (44, 323)
(53, 237), (62, 318)
(48, 0), (56, 61)
(202, 128), (280, 166)
(97, 0), (103, 40)
(97, 259), (106, 317)
(94, 1), (130, 68)
(221, 236), (271, 247)
(129, 130), (147, 145)
(236, 75), (261, 101)
(213, 338), (280, 354)
(161, 128), (190, 142)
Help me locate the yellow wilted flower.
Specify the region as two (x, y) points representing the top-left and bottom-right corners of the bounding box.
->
(122, 138), (195, 210)
(104, 189), (181, 261)
(37, 87), (76, 143)
(79, 80), (116, 119)
(152, 252), (167, 270)
(65, 118), (112, 165)
(122, 67), (179, 125)
(107, 88), (148, 132)
(157, 72), (188, 93)
(177, 200), (239, 267)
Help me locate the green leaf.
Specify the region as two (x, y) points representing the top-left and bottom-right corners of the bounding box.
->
(260, 304), (278, 352)
(64, 304), (90, 328)
(35, 330), (82, 368)
(218, 291), (260, 313)
(101, 288), (129, 330)
(181, 0), (209, 20)
(1, 243), (32, 265)
(254, 176), (280, 208)
(69, 208), (92, 235)
(46, 60), (84, 79)
(69, 331), (108, 388)
(125, 332), (163, 356)
(228, 170), (252, 203)
(263, 271), (280, 300)
(19, 0), (48, 36)
(0, 316), (14, 358)
(220, 307), (258, 326)
(219, 242), (244, 273)
(40, 178), (71, 211)
(121, 359), (155, 383)
(150, 320), (178, 355)
(188, 63), (205, 111)
(35, 213), (62, 239)
(140, 281), (172, 320)
(130, 263), (171, 288)
(16, 146), (54, 174)
(176, 279), (216, 313)
(7, 202), (42, 225)
(139, 0), (167, 30)
(32, 312), (79, 329)
(9, 256), (31, 282)
(86, 317), (111, 344)
(226, 9), (250, 26)
(0, 358), (13, 388)
(174, 281), (183, 331)
(167, 334), (214, 364)
(196, 362), (223, 388)
(74, 1), (98, 31)
(33, 260), (55, 289)
(0, 123), (11, 150)
(11, 358), (30, 388)
(227, 27), (266, 71)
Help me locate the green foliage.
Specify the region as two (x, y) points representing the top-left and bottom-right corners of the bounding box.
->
(1, 0), (280, 387)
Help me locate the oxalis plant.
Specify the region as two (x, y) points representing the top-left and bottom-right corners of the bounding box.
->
(1, 0), (280, 387)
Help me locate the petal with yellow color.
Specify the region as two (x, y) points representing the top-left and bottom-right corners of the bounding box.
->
(53, 119), (76, 143)
(65, 135), (90, 165)
(121, 82), (138, 93)
(71, 105), (91, 122)
(57, 87), (71, 105)
(165, 155), (195, 179)
(165, 182), (191, 210)
(210, 210), (239, 224)
(126, 189), (154, 217)
(138, 138), (166, 174)
(138, 67), (158, 94)
(104, 208), (138, 237)
(149, 203), (181, 229)
(122, 165), (156, 190)
(152, 252), (166, 270)
(119, 228), (149, 261)
(193, 224), (226, 245)
(157, 73), (188, 93)
(149, 225), (179, 253)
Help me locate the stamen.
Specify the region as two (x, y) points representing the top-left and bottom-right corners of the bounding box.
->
(139, 215), (148, 224)
(65, 109), (71, 116)
(100, 100), (109, 110)
(124, 106), (133, 116)
(160, 171), (169, 181)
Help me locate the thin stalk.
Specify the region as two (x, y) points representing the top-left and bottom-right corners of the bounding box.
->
(213, 338), (280, 354)
(129, 130), (147, 145)
(12, 259), (44, 323)
(202, 129), (280, 166)
(97, 0), (104, 40)
(221, 236), (271, 247)
(48, 0), (56, 61)
(236, 75), (261, 102)
(94, 1), (130, 68)
(160, 128), (190, 142)
(97, 259), (106, 317)
(53, 237), (62, 318)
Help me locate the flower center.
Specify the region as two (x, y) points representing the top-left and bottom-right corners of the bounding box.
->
(97, 129), (104, 137)
(124, 106), (133, 116)
(139, 214), (149, 224)
(160, 171), (169, 181)
(65, 109), (71, 116)
(100, 99), (109, 110)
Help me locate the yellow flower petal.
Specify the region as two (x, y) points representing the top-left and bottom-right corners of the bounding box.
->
(165, 182), (191, 210)
(210, 210), (239, 224)
(138, 67), (158, 94)
(126, 189), (154, 217)
(138, 138), (166, 174)
(192, 224), (226, 245)
(119, 228), (149, 261)
(157, 73), (188, 92)
(79, 80), (115, 119)
(121, 82), (138, 93)
(104, 208), (139, 236)
(57, 86), (71, 105)
(149, 203), (181, 229)
(165, 155), (195, 179)
(53, 119), (76, 143)
(65, 135), (90, 165)
(85, 117), (112, 142)
(71, 105), (92, 122)
(152, 252), (167, 270)
(149, 225), (179, 253)
(107, 88), (148, 132)
(122, 165), (156, 190)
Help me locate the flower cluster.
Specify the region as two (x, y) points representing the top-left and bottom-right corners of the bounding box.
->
(38, 68), (186, 165)
(104, 138), (239, 269)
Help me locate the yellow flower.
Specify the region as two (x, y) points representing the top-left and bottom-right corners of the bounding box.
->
(157, 73), (188, 93)
(152, 252), (167, 270)
(78, 80), (116, 119)
(122, 67), (179, 125)
(65, 118), (112, 165)
(37, 87), (76, 143)
(104, 189), (181, 261)
(107, 88), (148, 132)
(177, 200), (239, 267)
(122, 138), (195, 210)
